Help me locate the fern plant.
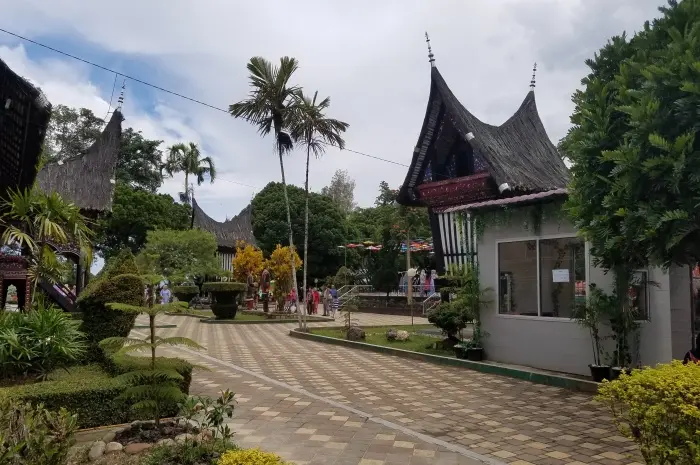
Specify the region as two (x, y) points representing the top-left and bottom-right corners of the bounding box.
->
(100, 275), (203, 430)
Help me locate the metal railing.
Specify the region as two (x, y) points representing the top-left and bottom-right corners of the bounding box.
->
(422, 292), (441, 315)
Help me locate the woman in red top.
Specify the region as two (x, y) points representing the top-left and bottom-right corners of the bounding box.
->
(313, 288), (321, 314)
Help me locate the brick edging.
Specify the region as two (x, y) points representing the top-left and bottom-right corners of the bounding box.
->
(289, 329), (598, 393)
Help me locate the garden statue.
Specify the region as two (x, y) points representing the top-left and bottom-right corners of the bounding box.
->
(260, 268), (271, 312)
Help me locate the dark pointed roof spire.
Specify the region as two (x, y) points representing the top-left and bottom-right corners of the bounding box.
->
(529, 63), (537, 91)
(116, 79), (126, 110)
(425, 32), (435, 67)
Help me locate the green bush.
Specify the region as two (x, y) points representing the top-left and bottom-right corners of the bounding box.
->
(427, 304), (467, 341)
(202, 282), (246, 293)
(597, 361), (700, 464)
(171, 285), (199, 302)
(141, 439), (238, 465)
(218, 448), (288, 464)
(78, 273), (143, 361)
(105, 354), (193, 397)
(0, 365), (130, 429)
(0, 398), (78, 465)
(0, 307), (86, 380)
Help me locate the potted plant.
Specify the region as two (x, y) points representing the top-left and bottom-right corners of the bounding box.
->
(171, 284), (199, 304)
(202, 282), (246, 319)
(571, 284), (612, 382)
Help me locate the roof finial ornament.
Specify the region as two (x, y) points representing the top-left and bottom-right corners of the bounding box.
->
(529, 62), (537, 91)
(425, 32), (435, 67)
(116, 79), (126, 110)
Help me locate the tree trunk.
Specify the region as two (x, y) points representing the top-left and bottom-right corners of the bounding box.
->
(301, 143), (311, 331)
(276, 144), (301, 329)
(184, 172), (189, 204)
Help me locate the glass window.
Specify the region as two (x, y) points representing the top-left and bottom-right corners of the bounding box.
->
(629, 271), (649, 321)
(498, 241), (538, 315)
(539, 238), (585, 318)
(497, 237), (586, 318)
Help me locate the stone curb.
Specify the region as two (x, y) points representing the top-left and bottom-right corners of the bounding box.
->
(289, 329), (598, 393)
(201, 316), (332, 325)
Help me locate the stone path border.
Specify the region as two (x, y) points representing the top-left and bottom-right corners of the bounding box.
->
(289, 329), (598, 393)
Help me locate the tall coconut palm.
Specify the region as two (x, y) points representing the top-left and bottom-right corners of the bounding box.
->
(290, 90), (349, 329)
(229, 56), (304, 328)
(164, 142), (216, 203)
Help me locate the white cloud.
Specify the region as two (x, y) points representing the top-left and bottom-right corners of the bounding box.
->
(0, 0), (665, 217)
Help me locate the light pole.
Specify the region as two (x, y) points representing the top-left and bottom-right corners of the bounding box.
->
(407, 266), (417, 326)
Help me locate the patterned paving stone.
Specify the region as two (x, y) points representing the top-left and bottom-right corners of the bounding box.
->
(133, 313), (642, 465)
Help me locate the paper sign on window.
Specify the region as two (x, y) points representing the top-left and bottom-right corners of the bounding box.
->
(552, 269), (570, 283)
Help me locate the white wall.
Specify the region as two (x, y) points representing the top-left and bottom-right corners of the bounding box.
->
(477, 213), (677, 376)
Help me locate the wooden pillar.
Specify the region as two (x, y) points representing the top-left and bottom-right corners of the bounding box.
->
(76, 260), (83, 296)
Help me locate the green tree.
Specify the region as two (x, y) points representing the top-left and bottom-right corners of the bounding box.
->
(229, 56), (303, 326)
(117, 128), (165, 193)
(290, 90), (349, 327)
(251, 182), (345, 281)
(366, 226), (401, 302)
(43, 105), (104, 161)
(0, 189), (93, 306)
(320, 169), (356, 214)
(164, 142), (216, 203)
(94, 183), (191, 260)
(137, 229), (220, 281)
(375, 181), (397, 207)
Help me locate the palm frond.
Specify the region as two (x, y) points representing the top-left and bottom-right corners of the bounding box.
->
(154, 336), (204, 351)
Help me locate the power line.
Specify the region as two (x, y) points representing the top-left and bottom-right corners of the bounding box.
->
(0, 27), (409, 168)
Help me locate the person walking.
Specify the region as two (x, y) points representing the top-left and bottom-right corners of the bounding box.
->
(419, 269), (426, 297)
(330, 285), (339, 318)
(160, 284), (171, 305)
(430, 270), (437, 294)
(313, 287), (320, 315)
(323, 286), (331, 316)
(683, 333), (700, 364)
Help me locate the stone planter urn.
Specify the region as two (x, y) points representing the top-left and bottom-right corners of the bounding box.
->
(171, 285), (199, 304)
(202, 282), (246, 319)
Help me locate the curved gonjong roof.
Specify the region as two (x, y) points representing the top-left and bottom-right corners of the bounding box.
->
(191, 197), (256, 249)
(398, 67), (569, 205)
(36, 110), (122, 212)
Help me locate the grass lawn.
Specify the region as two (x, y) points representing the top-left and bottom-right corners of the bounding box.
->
(311, 325), (454, 356)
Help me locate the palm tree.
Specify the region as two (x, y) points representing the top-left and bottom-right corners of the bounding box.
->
(290, 90), (349, 329)
(229, 56), (303, 328)
(0, 188), (93, 308)
(164, 142), (216, 203)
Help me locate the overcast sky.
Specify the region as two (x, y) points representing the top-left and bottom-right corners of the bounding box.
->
(1, 0), (664, 220)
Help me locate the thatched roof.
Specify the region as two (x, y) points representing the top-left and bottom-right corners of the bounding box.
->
(0, 58), (52, 195)
(398, 66), (569, 206)
(36, 110), (122, 212)
(191, 197), (256, 250)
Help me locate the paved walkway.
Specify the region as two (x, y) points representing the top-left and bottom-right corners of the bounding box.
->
(136, 313), (641, 465)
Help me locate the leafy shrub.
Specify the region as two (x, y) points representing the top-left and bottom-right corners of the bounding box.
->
(171, 285), (199, 302)
(0, 399), (78, 465)
(427, 305), (467, 341)
(0, 365), (137, 429)
(140, 439), (237, 465)
(101, 298), (202, 429)
(105, 354), (193, 396)
(596, 361), (700, 464)
(218, 448), (288, 465)
(0, 306), (86, 381)
(78, 272), (143, 361)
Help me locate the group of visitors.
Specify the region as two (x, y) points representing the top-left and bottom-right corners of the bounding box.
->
(400, 269), (438, 296)
(284, 284), (339, 317)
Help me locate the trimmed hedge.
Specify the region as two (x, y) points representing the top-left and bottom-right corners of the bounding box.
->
(202, 282), (246, 293)
(105, 354), (193, 395)
(0, 357), (194, 429)
(0, 365), (131, 429)
(172, 285), (200, 302)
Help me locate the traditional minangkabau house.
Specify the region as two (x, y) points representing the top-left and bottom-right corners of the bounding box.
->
(191, 197), (256, 273)
(34, 109), (123, 306)
(397, 38), (694, 377)
(0, 56), (123, 310)
(0, 57), (52, 310)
